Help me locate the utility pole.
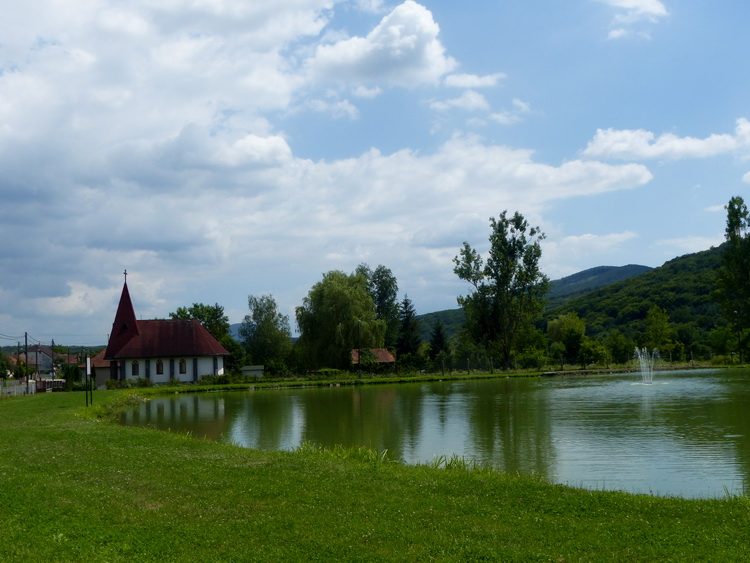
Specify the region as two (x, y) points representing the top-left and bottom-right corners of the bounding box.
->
(24, 333), (28, 393)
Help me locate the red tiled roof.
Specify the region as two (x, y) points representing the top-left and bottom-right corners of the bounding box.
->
(110, 319), (228, 359)
(86, 350), (110, 369)
(351, 348), (396, 364)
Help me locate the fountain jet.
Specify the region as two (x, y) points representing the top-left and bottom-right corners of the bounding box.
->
(634, 347), (658, 384)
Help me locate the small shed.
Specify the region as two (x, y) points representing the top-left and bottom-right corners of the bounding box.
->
(351, 348), (396, 366)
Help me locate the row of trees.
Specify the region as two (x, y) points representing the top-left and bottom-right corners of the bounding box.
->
(173, 197), (749, 376)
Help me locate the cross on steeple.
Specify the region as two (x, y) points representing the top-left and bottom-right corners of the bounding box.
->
(124, 269), (128, 283)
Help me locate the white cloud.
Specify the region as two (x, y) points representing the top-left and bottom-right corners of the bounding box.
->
(597, 0), (668, 39)
(705, 204), (726, 213)
(583, 118), (750, 160)
(430, 90), (489, 112)
(543, 231), (639, 278)
(352, 85), (382, 98)
(308, 1), (457, 87)
(444, 73), (506, 88)
(307, 97), (360, 119)
(656, 236), (724, 254)
(490, 98), (532, 125)
(597, 0), (668, 23)
(743, 171), (750, 184)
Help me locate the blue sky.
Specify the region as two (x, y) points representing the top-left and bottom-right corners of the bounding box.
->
(2, 0), (749, 347)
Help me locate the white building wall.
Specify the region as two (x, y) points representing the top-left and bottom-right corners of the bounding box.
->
(121, 356), (225, 384)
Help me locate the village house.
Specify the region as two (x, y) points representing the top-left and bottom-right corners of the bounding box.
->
(102, 278), (228, 385)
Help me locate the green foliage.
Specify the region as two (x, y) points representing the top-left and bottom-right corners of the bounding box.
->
(105, 377), (153, 389)
(356, 263), (400, 348)
(219, 334), (245, 374)
(296, 270), (385, 370)
(396, 294), (421, 362)
(547, 312), (586, 364)
(716, 196), (750, 360)
(546, 264), (653, 309)
(0, 352), (12, 377)
(417, 308), (465, 343)
(545, 245), (724, 362)
(454, 211), (550, 369)
(169, 302), (230, 340)
(428, 318), (451, 362)
(239, 294), (292, 369)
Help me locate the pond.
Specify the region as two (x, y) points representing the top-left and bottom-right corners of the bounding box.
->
(119, 368), (750, 498)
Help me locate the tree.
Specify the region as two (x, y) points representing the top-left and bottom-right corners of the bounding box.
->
(644, 305), (672, 351)
(604, 330), (635, 365)
(356, 263), (400, 348)
(453, 211), (550, 370)
(169, 303), (230, 341)
(296, 271), (385, 370)
(0, 352), (11, 378)
(396, 295), (421, 364)
(579, 337), (607, 369)
(239, 295), (292, 372)
(716, 196), (750, 361)
(428, 319), (451, 361)
(547, 312), (586, 366)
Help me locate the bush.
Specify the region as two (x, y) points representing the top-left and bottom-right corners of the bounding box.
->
(310, 368), (346, 379)
(104, 378), (153, 389)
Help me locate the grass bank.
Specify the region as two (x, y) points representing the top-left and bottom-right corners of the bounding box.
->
(2, 391), (749, 561)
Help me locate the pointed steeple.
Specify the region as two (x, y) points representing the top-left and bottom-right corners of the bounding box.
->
(104, 275), (140, 359)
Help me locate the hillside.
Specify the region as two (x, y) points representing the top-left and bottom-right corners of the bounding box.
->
(417, 263), (655, 342)
(546, 264), (652, 309)
(544, 244), (724, 355)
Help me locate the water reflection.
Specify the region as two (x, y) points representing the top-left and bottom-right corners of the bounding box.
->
(120, 369), (750, 498)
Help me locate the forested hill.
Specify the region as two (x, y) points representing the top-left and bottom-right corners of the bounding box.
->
(544, 244), (725, 345)
(546, 264), (652, 309)
(416, 263), (654, 342)
(417, 245), (725, 345)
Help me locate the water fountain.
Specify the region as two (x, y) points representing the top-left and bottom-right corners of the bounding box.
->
(634, 347), (658, 384)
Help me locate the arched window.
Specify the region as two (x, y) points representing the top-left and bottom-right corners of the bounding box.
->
(131, 361), (139, 376)
(156, 359), (164, 375)
(179, 359), (187, 374)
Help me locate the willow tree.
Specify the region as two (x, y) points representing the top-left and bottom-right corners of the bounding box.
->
(453, 211), (550, 370)
(295, 270), (385, 370)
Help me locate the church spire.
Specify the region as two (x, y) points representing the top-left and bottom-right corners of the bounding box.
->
(104, 274), (139, 359)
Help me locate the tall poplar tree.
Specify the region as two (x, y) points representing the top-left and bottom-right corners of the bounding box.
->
(716, 195), (750, 360)
(453, 211), (550, 370)
(240, 294), (292, 370)
(356, 263), (400, 348)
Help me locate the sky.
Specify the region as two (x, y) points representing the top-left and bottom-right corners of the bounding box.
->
(2, 0), (750, 347)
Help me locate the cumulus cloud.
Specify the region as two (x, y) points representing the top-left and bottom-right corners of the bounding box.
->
(444, 73), (506, 88)
(308, 1), (457, 87)
(0, 0), (667, 343)
(597, 0), (669, 39)
(490, 98), (532, 125)
(430, 90), (489, 112)
(599, 0), (669, 24)
(583, 118), (750, 160)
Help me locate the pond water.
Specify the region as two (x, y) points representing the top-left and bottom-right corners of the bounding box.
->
(119, 368), (750, 498)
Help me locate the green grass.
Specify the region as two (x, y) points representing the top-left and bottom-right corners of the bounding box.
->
(2, 390), (749, 561)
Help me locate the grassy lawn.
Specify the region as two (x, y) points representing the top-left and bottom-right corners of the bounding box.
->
(1, 389), (749, 562)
